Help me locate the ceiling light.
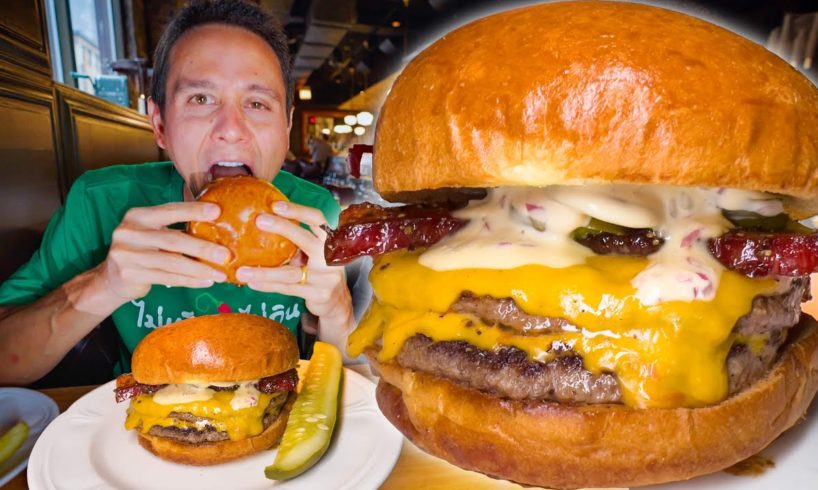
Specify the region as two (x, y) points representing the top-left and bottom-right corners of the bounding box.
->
(356, 111), (374, 126)
(344, 114), (357, 125)
(391, 20), (401, 28)
(334, 124), (353, 134)
(354, 126), (366, 136)
(298, 86), (312, 100)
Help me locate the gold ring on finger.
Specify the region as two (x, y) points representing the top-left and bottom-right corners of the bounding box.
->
(299, 265), (308, 285)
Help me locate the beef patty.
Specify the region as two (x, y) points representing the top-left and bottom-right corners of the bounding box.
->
(146, 391), (292, 444)
(396, 278), (810, 404)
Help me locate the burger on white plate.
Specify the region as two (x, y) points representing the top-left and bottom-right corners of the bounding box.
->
(115, 313), (299, 466)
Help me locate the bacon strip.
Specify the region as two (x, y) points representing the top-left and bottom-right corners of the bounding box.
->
(709, 231), (818, 277)
(113, 369), (299, 403)
(574, 230), (664, 256)
(257, 369), (299, 393)
(325, 202), (818, 279)
(324, 203), (467, 265)
(114, 373), (164, 403)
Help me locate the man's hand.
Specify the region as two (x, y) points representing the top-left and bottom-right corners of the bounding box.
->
(94, 202), (230, 309)
(235, 202), (354, 344)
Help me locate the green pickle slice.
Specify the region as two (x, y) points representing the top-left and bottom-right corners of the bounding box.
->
(265, 341), (343, 480)
(0, 421), (29, 465)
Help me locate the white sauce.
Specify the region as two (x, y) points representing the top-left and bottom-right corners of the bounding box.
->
(151, 379), (261, 409)
(153, 384), (215, 405)
(230, 381), (262, 410)
(419, 184), (784, 306)
(716, 188), (784, 216)
(419, 188), (592, 270)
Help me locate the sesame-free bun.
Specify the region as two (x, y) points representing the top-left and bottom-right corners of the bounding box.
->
(368, 316), (818, 489)
(374, 1), (818, 207)
(188, 176), (298, 284)
(137, 392), (296, 466)
(131, 313), (298, 385)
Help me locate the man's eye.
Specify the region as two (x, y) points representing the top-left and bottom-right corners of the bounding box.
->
(249, 101), (269, 110)
(190, 94), (211, 105)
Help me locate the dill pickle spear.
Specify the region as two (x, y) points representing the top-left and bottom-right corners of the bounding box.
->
(0, 421), (29, 465)
(265, 341), (342, 480)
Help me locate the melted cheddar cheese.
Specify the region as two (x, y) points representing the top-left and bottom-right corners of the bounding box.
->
(125, 391), (277, 441)
(348, 250), (776, 409)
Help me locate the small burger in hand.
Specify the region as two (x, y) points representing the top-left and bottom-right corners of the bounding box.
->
(115, 313), (299, 466)
(188, 175), (299, 284)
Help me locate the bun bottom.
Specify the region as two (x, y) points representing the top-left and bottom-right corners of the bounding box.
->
(369, 316), (818, 489)
(137, 392), (296, 466)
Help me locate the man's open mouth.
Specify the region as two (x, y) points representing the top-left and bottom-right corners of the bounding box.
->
(209, 161), (253, 181)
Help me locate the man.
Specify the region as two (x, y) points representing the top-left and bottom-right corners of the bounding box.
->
(0, 0), (354, 385)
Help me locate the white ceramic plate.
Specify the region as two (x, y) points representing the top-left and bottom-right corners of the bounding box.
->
(0, 388), (59, 487)
(644, 398), (818, 490)
(27, 365), (403, 490)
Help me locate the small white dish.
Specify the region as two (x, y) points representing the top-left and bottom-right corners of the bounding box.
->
(0, 388), (59, 487)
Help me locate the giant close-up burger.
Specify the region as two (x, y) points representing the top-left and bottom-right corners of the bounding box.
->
(114, 313), (299, 466)
(324, 1), (818, 488)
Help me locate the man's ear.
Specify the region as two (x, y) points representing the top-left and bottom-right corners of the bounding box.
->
(147, 97), (167, 149)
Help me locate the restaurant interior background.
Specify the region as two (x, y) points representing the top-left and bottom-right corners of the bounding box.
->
(0, 0), (816, 387)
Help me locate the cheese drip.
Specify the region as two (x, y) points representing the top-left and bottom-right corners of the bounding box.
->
(351, 250), (776, 408)
(125, 390), (278, 441)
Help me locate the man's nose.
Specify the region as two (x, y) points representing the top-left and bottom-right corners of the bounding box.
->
(212, 102), (251, 143)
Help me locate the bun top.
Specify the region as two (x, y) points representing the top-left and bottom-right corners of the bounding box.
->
(131, 313), (299, 385)
(374, 1), (818, 203)
(188, 176), (298, 284)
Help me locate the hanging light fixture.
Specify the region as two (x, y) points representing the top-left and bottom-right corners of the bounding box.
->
(354, 126), (366, 136)
(343, 114), (357, 125)
(334, 124), (353, 134)
(356, 111), (374, 126)
(298, 86), (312, 100)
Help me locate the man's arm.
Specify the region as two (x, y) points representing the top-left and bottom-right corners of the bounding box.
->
(0, 267), (125, 385)
(0, 202), (230, 385)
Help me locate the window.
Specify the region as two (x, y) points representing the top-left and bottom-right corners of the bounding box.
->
(68, 0), (103, 94)
(46, 0), (127, 105)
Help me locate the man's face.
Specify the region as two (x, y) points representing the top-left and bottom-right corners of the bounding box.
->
(149, 24), (291, 198)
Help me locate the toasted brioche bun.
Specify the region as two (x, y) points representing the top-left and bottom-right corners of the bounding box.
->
(374, 2), (818, 211)
(188, 176), (298, 284)
(137, 392), (296, 466)
(132, 313), (298, 385)
(368, 316), (818, 489)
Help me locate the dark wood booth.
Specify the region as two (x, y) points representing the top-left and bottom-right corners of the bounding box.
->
(0, 0), (161, 386)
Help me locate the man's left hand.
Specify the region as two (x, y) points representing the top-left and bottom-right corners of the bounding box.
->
(235, 201), (354, 344)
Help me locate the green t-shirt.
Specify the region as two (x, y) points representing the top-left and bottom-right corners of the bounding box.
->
(0, 162), (340, 371)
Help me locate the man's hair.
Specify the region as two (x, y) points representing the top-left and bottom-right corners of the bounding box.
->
(150, 0), (293, 114)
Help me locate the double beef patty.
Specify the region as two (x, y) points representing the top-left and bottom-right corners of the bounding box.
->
(395, 278), (810, 404)
(147, 391), (292, 444)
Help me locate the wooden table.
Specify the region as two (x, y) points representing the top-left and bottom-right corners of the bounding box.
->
(4, 383), (537, 490)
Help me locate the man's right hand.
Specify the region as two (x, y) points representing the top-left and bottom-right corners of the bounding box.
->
(94, 202), (229, 305)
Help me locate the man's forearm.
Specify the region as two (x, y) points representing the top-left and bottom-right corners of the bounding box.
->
(0, 266), (125, 385)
